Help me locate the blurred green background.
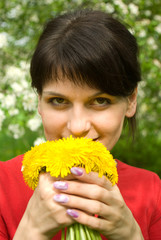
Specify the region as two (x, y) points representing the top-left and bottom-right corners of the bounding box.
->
(0, 0), (161, 177)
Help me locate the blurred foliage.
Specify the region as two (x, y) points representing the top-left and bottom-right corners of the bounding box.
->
(0, 0), (161, 177)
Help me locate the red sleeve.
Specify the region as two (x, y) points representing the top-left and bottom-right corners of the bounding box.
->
(0, 213), (9, 240)
(0, 162), (10, 240)
(148, 176), (161, 239)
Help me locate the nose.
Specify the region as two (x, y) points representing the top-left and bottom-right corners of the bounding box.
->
(67, 109), (91, 137)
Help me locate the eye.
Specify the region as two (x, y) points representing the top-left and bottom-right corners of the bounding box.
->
(92, 97), (111, 106)
(48, 97), (68, 106)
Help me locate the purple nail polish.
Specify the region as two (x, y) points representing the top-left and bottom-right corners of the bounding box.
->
(67, 209), (79, 218)
(54, 181), (68, 190)
(70, 167), (83, 176)
(54, 194), (69, 203)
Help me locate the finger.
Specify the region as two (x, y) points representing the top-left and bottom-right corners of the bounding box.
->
(65, 203), (138, 238)
(53, 193), (114, 219)
(70, 167), (113, 190)
(53, 179), (119, 205)
(37, 172), (78, 196)
(66, 208), (111, 234)
(39, 172), (77, 183)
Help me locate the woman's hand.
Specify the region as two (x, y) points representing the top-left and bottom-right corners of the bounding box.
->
(13, 173), (75, 240)
(53, 167), (144, 240)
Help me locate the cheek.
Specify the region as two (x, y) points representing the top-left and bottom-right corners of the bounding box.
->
(96, 109), (126, 133)
(40, 111), (66, 136)
(100, 113), (125, 151)
(109, 112), (125, 130)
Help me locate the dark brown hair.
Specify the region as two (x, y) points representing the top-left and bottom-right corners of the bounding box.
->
(30, 9), (141, 135)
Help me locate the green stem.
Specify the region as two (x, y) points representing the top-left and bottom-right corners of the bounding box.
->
(84, 225), (92, 240)
(63, 224), (101, 240)
(69, 225), (75, 240)
(61, 228), (65, 240)
(79, 223), (87, 240)
(66, 227), (70, 240)
(88, 227), (97, 240)
(95, 230), (102, 240)
(74, 223), (80, 239)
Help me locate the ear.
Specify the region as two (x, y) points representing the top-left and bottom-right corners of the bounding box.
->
(38, 95), (42, 116)
(125, 88), (137, 118)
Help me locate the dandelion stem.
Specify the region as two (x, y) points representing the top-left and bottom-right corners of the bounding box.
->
(61, 228), (65, 240)
(74, 223), (80, 239)
(66, 227), (70, 240)
(69, 225), (75, 240)
(84, 225), (92, 240)
(79, 223), (87, 240)
(88, 227), (97, 240)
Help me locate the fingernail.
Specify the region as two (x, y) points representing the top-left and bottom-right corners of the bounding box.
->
(70, 167), (83, 176)
(67, 209), (79, 218)
(54, 194), (69, 203)
(54, 181), (68, 190)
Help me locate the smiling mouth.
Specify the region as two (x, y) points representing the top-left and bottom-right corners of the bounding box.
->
(92, 137), (99, 141)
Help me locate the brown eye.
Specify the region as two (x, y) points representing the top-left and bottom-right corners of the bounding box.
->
(54, 98), (65, 104)
(49, 97), (66, 105)
(93, 98), (111, 106)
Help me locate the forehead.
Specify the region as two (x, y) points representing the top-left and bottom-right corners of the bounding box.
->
(42, 77), (100, 94)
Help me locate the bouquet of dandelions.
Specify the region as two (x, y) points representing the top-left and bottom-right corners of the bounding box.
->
(22, 136), (118, 240)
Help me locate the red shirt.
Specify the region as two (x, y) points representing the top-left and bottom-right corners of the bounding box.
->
(0, 155), (161, 240)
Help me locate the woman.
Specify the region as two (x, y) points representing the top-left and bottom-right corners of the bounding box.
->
(0, 9), (161, 240)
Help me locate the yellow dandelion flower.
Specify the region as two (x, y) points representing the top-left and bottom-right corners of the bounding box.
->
(22, 136), (118, 190)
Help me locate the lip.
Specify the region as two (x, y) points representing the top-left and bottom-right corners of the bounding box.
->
(92, 137), (99, 141)
(62, 136), (100, 141)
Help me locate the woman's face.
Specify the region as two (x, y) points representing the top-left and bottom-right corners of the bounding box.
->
(38, 78), (137, 151)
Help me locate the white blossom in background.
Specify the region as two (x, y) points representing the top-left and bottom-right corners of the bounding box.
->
(1, 94), (16, 109)
(7, 5), (22, 19)
(128, 3), (139, 15)
(23, 91), (37, 111)
(139, 29), (146, 38)
(159, 90), (161, 98)
(114, 0), (128, 14)
(0, 110), (5, 130)
(34, 137), (46, 146)
(144, 10), (151, 17)
(0, 32), (8, 48)
(147, 37), (157, 50)
(8, 108), (19, 116)
(138, 81), (146, 98)
(15, 36), (30, 46)
(105, 3), (114, 13)
(0, 93), (4, 102)
(72, 0), (83, 4)
(20, 78), (29, 90)
(19, 60), (30, 70)
(153, 59), (161, 68)
(140, 19), (151, 26)
(141, 129), (148, 137)
(4, 66), (26, 82)
(8, 124), (25, 139)
(154, 15), (161, 22)
(44, 0), (54, 4)
(11, 82), (24, 95)
(128, 26), (135, 35)
(140, 103), (148, 113)
(27, 115), (42, 131)
(30, 14), (39, 22)
(155, 23), (161, 34)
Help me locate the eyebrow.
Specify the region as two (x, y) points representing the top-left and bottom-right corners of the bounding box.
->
(43, 91), (67, 97)
(42, 91), (107, 99)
